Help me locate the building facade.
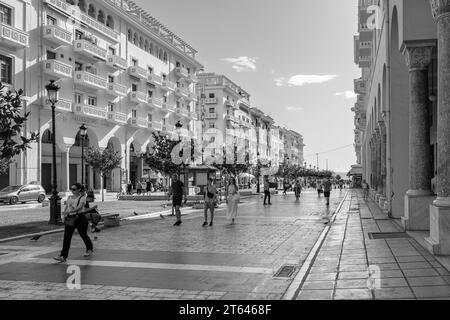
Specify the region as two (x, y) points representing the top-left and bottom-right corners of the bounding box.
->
(352, 0), (450, 254)
(1, 0), (202, 193)
(280, 128), (305, 166)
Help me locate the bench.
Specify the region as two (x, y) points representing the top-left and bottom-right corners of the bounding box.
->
(101, 213), (120, 228)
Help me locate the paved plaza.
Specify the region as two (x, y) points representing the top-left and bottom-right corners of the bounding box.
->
(0, 189), (449, 300)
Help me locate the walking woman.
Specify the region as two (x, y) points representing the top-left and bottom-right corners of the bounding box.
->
(226, 177), (240, 225)
(54, 183), (93, 263)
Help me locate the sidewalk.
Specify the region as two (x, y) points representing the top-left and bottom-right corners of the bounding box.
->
(294, 189), (450, 300)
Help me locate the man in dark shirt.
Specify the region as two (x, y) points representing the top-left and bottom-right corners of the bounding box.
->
(169, 174), (186, 226)
(323, 178), (332, 206)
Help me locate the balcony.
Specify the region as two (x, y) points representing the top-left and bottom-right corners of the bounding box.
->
(106, 55), (127, 70)
(73, 39), (107, 61)
(187, 92), (197, 102)
(42, 25), (72, 46)
(147, 73), (162, 86)
(225, 100), (236, 108)
(188, 73), (198, 83)
(107, 111), (128, 124)
(175, 87), (189, 98)
(160, 80), (176, 92)
(74, 104), (107, 119)
(160, 102), (175, 114)
(42, 97), (72, 112)
(225, 115), (239, 123)
(204, 113), (218, 119)
(358, 56), (371, 68)
(42, 60), (73, 79)
(106, 82), (127, 97)
(150, 121), (163, 131)
(175, 108), (190, 119)
(128, 66), (147, 80)
(161, 124), (175, 134)
(175, 67), (189, 78)
(190, 112), (198, 121)
(74, 71), (107, 91)
(148, 97), (163, 109)
(205, 98), (217, 104)
(43, 0), (120, 42)
(129, 91), (147, 104)
(354, 78), (367, 95)
(0, 23), (29, 48)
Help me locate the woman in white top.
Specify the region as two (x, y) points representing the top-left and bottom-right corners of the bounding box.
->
(54, 183), (93, 262)
(226, 177), (240, 225)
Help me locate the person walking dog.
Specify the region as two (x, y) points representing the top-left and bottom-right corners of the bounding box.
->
(54, 183), (93, 263)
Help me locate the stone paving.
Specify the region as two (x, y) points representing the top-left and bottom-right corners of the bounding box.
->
(296, 190), (450, 300)
(0, 189), (345, 300)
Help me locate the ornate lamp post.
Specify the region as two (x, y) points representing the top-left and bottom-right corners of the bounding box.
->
(79, 123), (87, 189)
(45, 80), (62, 225)
(175, 120), (186, 194)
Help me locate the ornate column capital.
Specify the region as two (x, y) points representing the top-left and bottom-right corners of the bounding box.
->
(402, 41), (436, 71)
(430, 0), (450, 21)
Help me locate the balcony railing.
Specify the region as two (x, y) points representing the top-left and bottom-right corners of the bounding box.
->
(162, 124), (175, 133)
(106, 55), (127, 70)
(107, 111), (128, 124)
(43, 60), (73, 78)
(147, 73), (162, 86)
(74, 71), (107, 90)
(148, 97), (163, 108)
(175, 108), (190, 118)
(204, 113), (218, 119)
(188, 73), (198, 83)
(42, 25), (72, 46)
(151, 121), (163, 131)
(160, 80), (176, 91)
(73, 39), (107, 61)
(107, 82), (127, 97)
(129, 91), (147, 104)
(175, 87), (189, 98)
(43, 97), (72, 112)
(225, 100), (236, 108)
(175, 67), (189, 78)
(137, 118), (149, 128)
(204, 98), (217, 104)
(74, 104), (107, 119)
(225, 115), (239, 123)
(0, 22), (29, 48)
(128, 66), (148, 80)
(187, 93), (197, 102)
(44, 0), (120, 42)
(161, 102), (175, 113)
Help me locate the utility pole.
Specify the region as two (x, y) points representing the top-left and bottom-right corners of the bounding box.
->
(316, 153), (319, 171)
(326, 159), (329, 171)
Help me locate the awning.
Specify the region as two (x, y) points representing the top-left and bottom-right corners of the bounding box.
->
(348, 165), (363, 176)
(239, 173), (255, 179)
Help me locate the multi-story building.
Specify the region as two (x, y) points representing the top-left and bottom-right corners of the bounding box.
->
(280, 128), (304, 166)
(352, 0), (450, 255)
(1, 0), (202, 193)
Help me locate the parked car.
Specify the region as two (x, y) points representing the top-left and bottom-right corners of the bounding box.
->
(0, 184), (46, 205)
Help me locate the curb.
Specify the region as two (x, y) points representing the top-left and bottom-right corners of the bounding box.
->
(281, 190), (350, 300)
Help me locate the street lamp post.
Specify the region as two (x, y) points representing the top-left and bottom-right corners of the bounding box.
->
(79, 123), (87, 189)
(45, 80), (62, 225)
(175, 120), (187, 195)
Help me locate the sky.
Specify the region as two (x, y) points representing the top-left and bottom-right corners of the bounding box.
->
(135, 0), (361, 173)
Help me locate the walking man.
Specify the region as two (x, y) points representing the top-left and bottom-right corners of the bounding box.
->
(323, 178), (332, 206)
(203, 178), (217, 227)
(362, 180), (369, 200)
(168, 174), (187, 226)
(263, 176), (272, 205)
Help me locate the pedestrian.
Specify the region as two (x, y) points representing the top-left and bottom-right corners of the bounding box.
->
(203, 178), (217, 227)
(263, 176), (272, 205)
(362, 180), (369, 200)
(126, 180), (132, 195)
(136, 180), (143, 195)
(283, 180), (289, 195)
(168, 174), (186, 226)
(323, 178), (332, 206)
(146, 179), (152, 196)
(226, 177), (240, 225)
(294, 179), (302, 200)
(317, 181), (323, 197)
(54, 183), (93, 262)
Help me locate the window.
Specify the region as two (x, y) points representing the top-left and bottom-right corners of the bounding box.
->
(209, 123), (215, 129)
(97, 10), (105, 23)
(66, 0), (75, 5)
(144, 40), (148, 52)
(87, 4), (96, 18)
(209, 93), (215, 98)
(131, 83), (137, 92)
(132, 58), (138, 66)
(108, 47), (115, 56)
(209, 108), (215, 113)
(74, 61), (83, 71)
(41, 130), (52, 144)
(163, 96), (167, 103)
(147, 114), (152, 122)
(147, 90), (153, 97)
(0, 3), (12, 25)
(87, 96), (97, 106)
(162, 73), (167, 80)
(132, 109), (137, 118)
(107, 102), (114, 112)
(163, 52), (167, 63)
(74, 93), (82, 104)
(210, 137), (215, 143)
(46, 50), (56, 60)
(106, 15), (114, 29)
(187, 67), (191, 74)
(46, 15), (56, 26)
(0, 54), (12, 84)
(108, 75), (114, 83)
(176, 61), (180, 68)
(148, 67), (153, 74)
(127, 29), (132, 42)
(75, 30), (84, 40)
(139, 36), (143, 48)
(133, 32), (137, 45)
(149, 43), (153, 54)
(77, 0), (86, 12)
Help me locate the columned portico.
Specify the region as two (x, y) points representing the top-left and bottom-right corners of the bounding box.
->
(401, 41), (436, 231)
(427, 1), (450, 254)
(378, 121), (387, 208)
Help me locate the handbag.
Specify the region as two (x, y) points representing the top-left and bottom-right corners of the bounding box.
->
(64, 196), (82, 227)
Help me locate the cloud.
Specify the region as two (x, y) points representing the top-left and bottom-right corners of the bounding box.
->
(286, 106), (304, 112)
(222, 56), (258, 72)
(336, 91), (357, 99)
(275, 74), (338, 87)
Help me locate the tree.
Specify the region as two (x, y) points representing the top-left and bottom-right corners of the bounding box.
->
(0, 83), (38, 174)
(143, 132), (180, 177)
(85, 146), (122, 202)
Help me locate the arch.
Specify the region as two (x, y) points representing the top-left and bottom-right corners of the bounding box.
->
(127, 29), (132, 42)
(77, 0), (86, 12)
(106, 15), (114, 29)
(66, 0), (75, 5)
(87, 4), (96, 18)
(163, 51), (168, 62)
(106, 136), (121, 152)
(41, 129), (52, 144)
(149, 43), (153, 54)
(133, 32), (138, 45)
(139, 36), (144, 48)
(97, 10), (105, 23)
